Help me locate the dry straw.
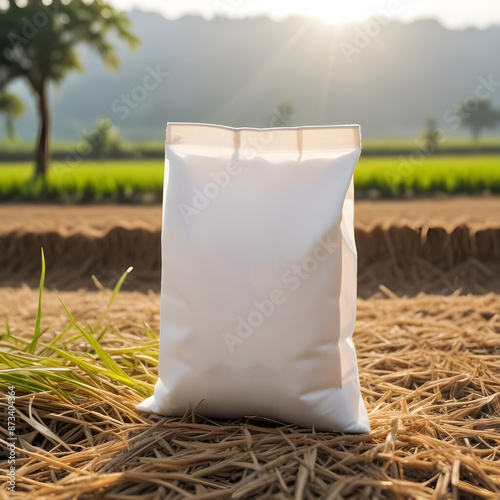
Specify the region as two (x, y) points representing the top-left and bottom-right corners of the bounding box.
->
(1, 224), (499, 297)
(1, 281), (499, 499)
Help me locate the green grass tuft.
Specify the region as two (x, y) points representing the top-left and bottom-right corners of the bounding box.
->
(25, 248), (45, 355)
(0, 252), (156, 401)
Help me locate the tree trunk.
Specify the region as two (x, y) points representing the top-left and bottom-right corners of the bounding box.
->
(34, 80), (50, 179)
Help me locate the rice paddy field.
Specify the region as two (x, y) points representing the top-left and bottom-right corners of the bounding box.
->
(1, 198), (500, 498)
(0, 155), (499, 202)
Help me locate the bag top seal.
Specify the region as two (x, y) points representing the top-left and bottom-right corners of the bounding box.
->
(166, 122), (361, 152)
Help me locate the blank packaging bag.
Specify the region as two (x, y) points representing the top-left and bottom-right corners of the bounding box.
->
(136, 123), (370, 433)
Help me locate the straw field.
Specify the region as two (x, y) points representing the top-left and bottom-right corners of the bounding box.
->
(1, 199), (500, 499)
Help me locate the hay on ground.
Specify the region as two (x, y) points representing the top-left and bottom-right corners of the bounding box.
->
(1, 289), (499, 499)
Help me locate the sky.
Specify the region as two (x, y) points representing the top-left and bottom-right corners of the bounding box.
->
(108, 0), (500, 30)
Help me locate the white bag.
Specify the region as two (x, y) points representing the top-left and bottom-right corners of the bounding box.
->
(136, 123), (369, 433)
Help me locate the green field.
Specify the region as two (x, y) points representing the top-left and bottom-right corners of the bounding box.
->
(0, 155), (499, 202)
(355, 155), (500, 196)
(0, 160), (164, 202)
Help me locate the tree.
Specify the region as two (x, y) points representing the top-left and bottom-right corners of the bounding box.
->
(422, 116), (441, 153)
(267, 102), (296, 127)
(457, 98), (500, 140)
(0, 0), (139, 178)
(0, 89), (25, 137)
(83, 118), (122, 158)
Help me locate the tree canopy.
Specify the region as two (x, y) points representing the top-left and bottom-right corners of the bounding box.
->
(0, 0), (139, 177)
(0, 89), (25, 137)
(457, 98), (500, 139)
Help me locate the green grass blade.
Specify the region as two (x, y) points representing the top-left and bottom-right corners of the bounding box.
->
(58, 297), (129, 378)
(96, 325), (111, 343)
(39, 322), (75, 356)
(144, 322), (158, 340)
(25, 247), (46, 354)
(49, 346), (147, 389)
(98, 266), (133, 324)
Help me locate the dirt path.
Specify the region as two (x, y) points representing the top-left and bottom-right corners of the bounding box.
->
(355, 196), (500, 228)
(1, 196), (499, 234)
(1, 198), (499, 296)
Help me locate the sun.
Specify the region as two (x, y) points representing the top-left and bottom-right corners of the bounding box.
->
(295, 2), (375, 25)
